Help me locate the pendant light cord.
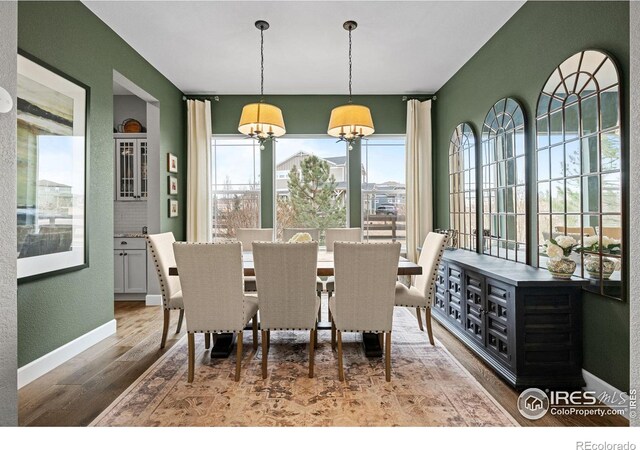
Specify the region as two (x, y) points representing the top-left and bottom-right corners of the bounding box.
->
(348, 26), (353, 103)
(260, 27), (265, 101)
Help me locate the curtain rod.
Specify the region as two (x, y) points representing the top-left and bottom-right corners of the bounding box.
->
(182, 94), (436, 102)
(183, 95), (219, 101)
(402, 95), (437, 102)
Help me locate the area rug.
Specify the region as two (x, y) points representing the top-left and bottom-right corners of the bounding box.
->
(91, 308), (518, 426)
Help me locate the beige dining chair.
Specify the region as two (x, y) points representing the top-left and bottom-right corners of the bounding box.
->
(282, 227), (323, 298)
(173, 242), (259, 382)
(330, 242), (401, 382)
(394, 232), (448, 345)
(236, 228), (273, 291)
(323, 228), (362, 305)
(282, 228), (320, 242)
(253, 242), (320, 379)
(147, 232), (184, 349)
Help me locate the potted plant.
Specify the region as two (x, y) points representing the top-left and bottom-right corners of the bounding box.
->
(543, 235), (579, 279)
(574, 235), (621, 280)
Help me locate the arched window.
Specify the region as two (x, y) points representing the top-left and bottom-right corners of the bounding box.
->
(449, 123), (477, 251)
(535, 50), (622, 299)
(481, 98), (527, 263)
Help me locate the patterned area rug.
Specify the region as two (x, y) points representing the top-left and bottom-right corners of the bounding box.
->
(91, 308), (518, 426)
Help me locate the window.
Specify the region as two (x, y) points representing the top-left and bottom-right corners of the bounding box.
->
(274, 138), (348, 242)
(362, 137), (406, 247)
(211, 138), (260, 240)
(481, 98), (527, 263)
(535, 50), (622, 299)
(449, 123), (477, 251)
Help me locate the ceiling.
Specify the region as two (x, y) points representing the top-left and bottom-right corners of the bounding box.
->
(85, 1), (525, 95)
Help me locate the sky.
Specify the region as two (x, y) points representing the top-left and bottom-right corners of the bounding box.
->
(37, 135), (84, 195)
(212, 137), (405, 187)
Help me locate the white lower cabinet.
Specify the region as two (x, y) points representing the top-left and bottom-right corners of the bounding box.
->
(114, 238), (147, 294)
(114, 250), (126, 293)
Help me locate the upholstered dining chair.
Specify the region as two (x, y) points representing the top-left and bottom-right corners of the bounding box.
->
(253, 242), (320, 378)
(236, 228), (274, 251)
(323, 227), (362, 303)
(147, 232), (184, 349)
(236, 228), (273, 292)
(282, 227), (323, 299)
(394, 232), (448, 345)
(282, 228), (320, 242)
(173, 242), (259, 382)
(330, 242), (401, 382)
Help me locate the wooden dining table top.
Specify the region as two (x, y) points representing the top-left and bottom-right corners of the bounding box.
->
(168, 250), (422, 277)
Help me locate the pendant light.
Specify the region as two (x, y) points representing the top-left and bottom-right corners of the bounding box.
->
(238, 20), (286, 149)
(328, 20), (375, 150)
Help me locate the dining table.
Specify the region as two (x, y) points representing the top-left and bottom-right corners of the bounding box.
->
(169, 250), (422, 359)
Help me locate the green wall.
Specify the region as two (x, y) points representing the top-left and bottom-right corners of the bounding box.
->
(191, 94), (411, 227)
(17, 1), (186, 366)
(433, 1), (630, 390)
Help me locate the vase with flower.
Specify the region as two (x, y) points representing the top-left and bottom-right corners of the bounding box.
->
(574, 235), (621, 280)
(287, 232), (313, 243)
(543, 235), (579, 279)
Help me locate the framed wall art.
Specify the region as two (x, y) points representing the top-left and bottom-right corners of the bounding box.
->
(167, 153), (178, 173)
(17, 51), (89, 280)
(168, 175), (178, 195)
(168, 199), (179, 218)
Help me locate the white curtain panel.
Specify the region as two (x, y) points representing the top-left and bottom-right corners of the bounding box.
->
(186, 99), (212, 242)
(405, 99), (433, 262)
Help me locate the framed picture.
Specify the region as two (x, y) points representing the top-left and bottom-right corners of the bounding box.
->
(168, 175), (178, 195)
(167, 153), (178, 173)
(16, 51), (89, 281)
(168, 199), (179, 218)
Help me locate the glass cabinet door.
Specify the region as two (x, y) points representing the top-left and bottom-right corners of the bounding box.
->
(117, 139), (136, 200)
(116, 138), (147, 201)
(139, 140), (148, 199)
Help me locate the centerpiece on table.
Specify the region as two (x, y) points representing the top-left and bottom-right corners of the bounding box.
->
(543, 235), (579, 279)
(574, 235), (621, 280)
(288, 232), (313, 243)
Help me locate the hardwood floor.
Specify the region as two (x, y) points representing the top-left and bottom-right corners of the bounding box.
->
(18, 301), (628, 427)
(430, 317), (628, 427)
(19, 302), (186, 426)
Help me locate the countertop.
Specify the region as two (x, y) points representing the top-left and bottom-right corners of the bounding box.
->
(442, 249), (590, 287)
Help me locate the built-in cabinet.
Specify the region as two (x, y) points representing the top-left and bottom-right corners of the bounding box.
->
(114, 237), (147, 294)
(433, 249), (587, 389)
(115, 134), (147, 201)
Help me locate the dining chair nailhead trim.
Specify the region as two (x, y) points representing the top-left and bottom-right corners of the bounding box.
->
(262, 327), (317, 331)
(426, 238), (447, 306)
(147, 235), (180, 311)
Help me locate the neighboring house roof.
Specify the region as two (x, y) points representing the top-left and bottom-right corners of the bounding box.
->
(324, 156), (346, 166)
(38, 179), (72, 188)
(276, 151), (343, 170)
(276, 151), (350, 171)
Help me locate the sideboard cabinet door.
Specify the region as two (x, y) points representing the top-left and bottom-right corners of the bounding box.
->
(485, 278), (514, 369)
(446, 263), (464, 329)
(464, 271), (484, 345)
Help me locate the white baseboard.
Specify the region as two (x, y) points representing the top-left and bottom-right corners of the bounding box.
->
(17, 319), (117, 389)
(582, 369), (630, 419)
(145, 294), (162, 306)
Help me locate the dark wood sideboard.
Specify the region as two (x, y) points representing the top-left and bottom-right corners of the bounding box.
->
(432, 249), (589, 390)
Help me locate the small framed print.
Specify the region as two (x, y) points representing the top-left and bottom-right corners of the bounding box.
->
(168, 176), (178, 195)
(167, 153), (178, 173)
(168, 199), (178, 218)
